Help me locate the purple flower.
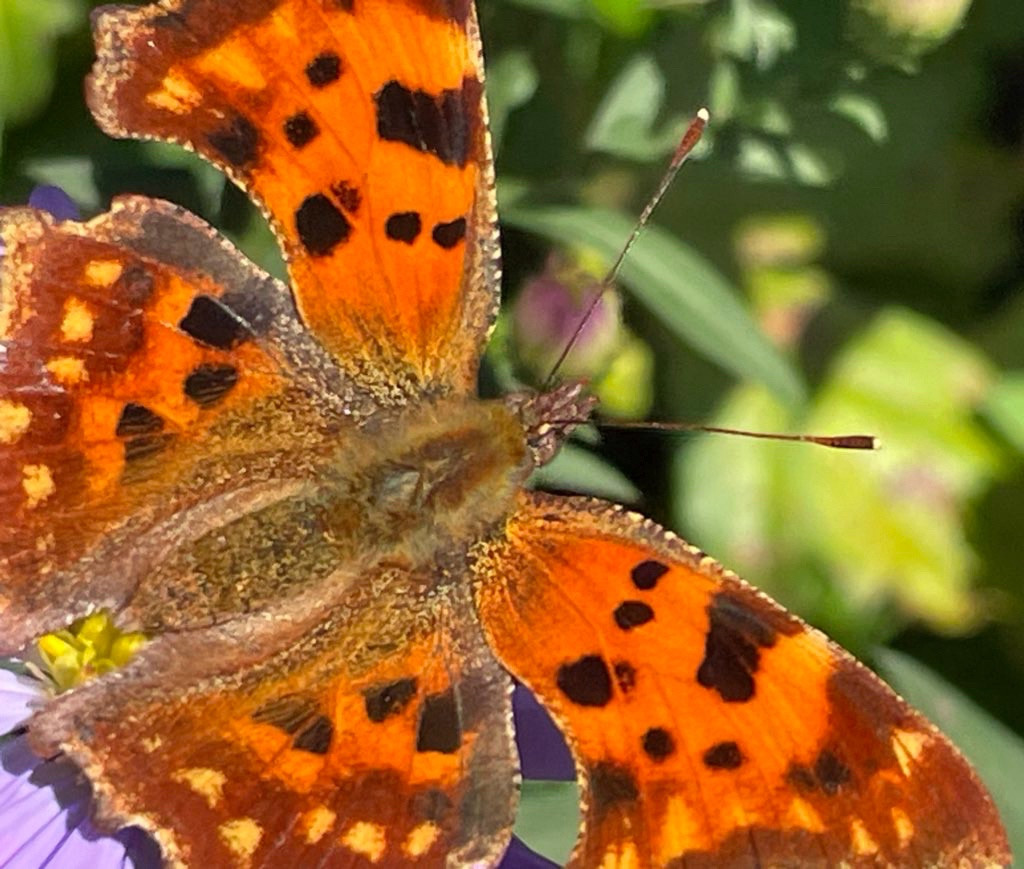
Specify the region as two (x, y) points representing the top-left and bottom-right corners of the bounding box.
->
(512, 683), (575, 781)
(26, 187), (80, 222)
(500, 835), (561, 868)
(0, 669), (158, 868)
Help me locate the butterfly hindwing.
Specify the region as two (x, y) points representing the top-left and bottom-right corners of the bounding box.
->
(472, 492), (1010, 867)
(89, 0), (500, 397)
(31, 568), (517, 867)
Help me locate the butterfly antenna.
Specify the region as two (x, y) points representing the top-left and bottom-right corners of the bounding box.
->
(542, 107), (710, 389)
(598, 419), (879, 450)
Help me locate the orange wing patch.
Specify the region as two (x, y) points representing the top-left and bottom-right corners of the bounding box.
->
(89, 0), (499, 398)
(32, 571), (517, 868)
(472, 493), (1010, 867)
(0, 196), (349, 653)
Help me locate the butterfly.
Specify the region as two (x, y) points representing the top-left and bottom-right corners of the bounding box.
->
(0, 0), (1010, 866)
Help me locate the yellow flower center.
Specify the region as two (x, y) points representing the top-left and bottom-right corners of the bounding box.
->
(36, 612), (146, 694)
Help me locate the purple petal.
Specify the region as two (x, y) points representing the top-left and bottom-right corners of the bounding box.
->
(513, 683), (575, 781)
(115, 827), (162, 868)
(0, 735), (146, 868)
(27, 186), (79, 222)
(500, 836), (560, 869)
(0, 669), (41, 734)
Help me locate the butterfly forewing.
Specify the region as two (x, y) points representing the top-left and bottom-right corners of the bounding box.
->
(0, 197), (356, 652)
(89, 0), (500, 397)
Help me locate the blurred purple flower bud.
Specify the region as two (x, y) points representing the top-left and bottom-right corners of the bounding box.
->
(512, 254), (622, 382)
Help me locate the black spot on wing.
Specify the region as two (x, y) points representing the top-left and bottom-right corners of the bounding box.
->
(431, 217), (466, 249)
(117, 403), (172, 462)
(815, 749), (852, 794)
(116, 263), (156, 307)
(252, 696), (317, 735)
(703, 740), (744, 770)
(178, 295), (247, 349)
(631, 559), (668, 590)
(386, 212), (422, 243)
(184, 363), (238, 407)
(116, 403), (163, 437)
(293, 715), (333, 754)
(295, 193), (351, 256)
(409, 788), (453, 822)
(787, 762), (818, 793)
(786, 748), (852, 796)
(641, 727), (675, 761)
(206, 113), (260, 167)
(122, 433), (174, 463)
(588, 762), (639, 816)
(284, 111), (319, 149)
(613, 660), (637, 694)
(330, 181), (361, 214)
(416, 689), (461, 754)
(613, 600), (654, 630)
(305, 51), (342, 87)
(411, 0), (470, 23)
(696, 592), (779, 702)
(374, 79), (478, 167)
(556, 655), (612, 707)
(364, 678), (417, 722)
(153, 9), (186, 29)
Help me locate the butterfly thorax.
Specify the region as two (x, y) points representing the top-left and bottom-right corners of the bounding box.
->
(120, 396), (532, 633)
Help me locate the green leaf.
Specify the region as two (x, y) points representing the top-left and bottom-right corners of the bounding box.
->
(708, 0), (795, 70)
(747, 98), (793, 136)
(736, 137), (837, 187)
(675, 308), (1004, 636)
(736, 135), (788, 181)
(140, 141), (227, 216)
(784, 142), (836, 187)
(502, 204), (806, 406)
(707, 59), (741, 123)
(876, 649), (1024, 860)
(23, 156), (99, 211)
(502, 0), (589, 19)
(530, 442), (642, 503)
(514, 780), (579, 864)
(983, 372), (1024, 455)
(587, 0), (654, 38)
(0, 0), (81, 130)
(584, 55), (688, 161)
(829, 91), (890, 143)
(486, 49), (540, 153)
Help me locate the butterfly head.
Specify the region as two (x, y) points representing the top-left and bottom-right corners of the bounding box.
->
(505, 380), (598, 467)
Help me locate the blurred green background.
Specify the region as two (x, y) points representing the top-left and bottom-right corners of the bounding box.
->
(3, 0), (1024, 862)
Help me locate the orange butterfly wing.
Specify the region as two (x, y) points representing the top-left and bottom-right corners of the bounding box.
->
(0, 197), (354, 651)
(89, 0), (498, 396)
(473, 493), (1010, 867)
(33, 571), (517, 867)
